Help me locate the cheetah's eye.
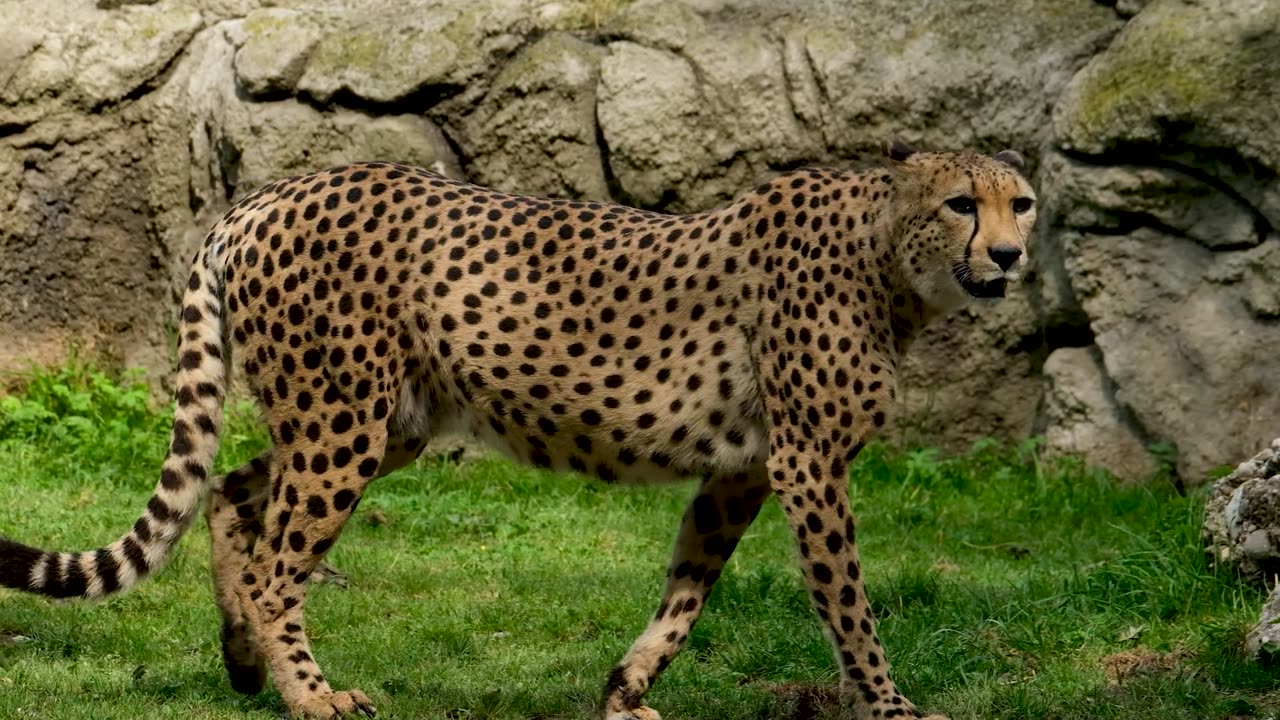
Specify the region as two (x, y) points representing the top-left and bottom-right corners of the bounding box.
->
(945, 196), (976, 215)
(1012, 197), (1035, 214)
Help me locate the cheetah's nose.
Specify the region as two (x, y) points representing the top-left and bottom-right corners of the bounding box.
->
(988, 245), (1022, 272)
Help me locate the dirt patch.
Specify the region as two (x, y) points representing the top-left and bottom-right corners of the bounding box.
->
(1101, 647), (1189, 685)
(760, 681), (842, 720)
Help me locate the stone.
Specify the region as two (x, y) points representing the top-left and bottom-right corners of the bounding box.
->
(800, 0), (1120, 158)
(1204, 439), (1280, 581)
(1041, 347), (1157, 482)
(457, 33), (608, 200)
(0, 115), (175, 382)
(1054, 0), (1280, 227)
(170, 20), (460, 260)
(294, 1), (530, 106)
(1065, 229), (1280, 480)
(893, 293), (1044, 454)
(0, 2), (203, 127)
(1245, 586), (1280, 662)
(597, 41), (716, 208)
(233, 8), (325, 97)
(1044, 153), (1263, 250)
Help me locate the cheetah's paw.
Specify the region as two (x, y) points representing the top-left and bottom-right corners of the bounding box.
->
(289, 689), (376, 719)
(605, 706), (662, 720)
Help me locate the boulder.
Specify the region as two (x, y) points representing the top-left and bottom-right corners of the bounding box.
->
(233, 8), (326, 97)
(166, 19), (460, 268)
(894, 296), (1044, 456)
(457, 33), (609, 200)
(798, 0), (1120, 159)
(292, 1), (531, 107)
(1061, 228), (1280, 481)
(1044, 153), (1264, 250)
(1045, 0), (1280, 480)
(0, 2), (203, 128)
(1054, 0), (1280, 226)
(1040, 347), (1157, 481)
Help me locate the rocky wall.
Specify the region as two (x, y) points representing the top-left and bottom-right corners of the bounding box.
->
(0, 0), (1276, 482)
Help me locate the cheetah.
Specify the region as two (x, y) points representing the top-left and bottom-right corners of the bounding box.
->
(0, 141), (1036, 720)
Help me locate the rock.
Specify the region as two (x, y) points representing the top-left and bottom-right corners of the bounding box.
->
(597, 22), (825, 209)
(1041, 347), (1157, 482)
(1246, 586), (1280, 662)
(1035, 0), (1280, 482)
(294, 2), (530, 106)
(0, 2), (203, 127)
(894, 297), (1044, 455)
(1115, 0), (1150, 17)
(1204, 438), (1280, 580)
(1044, 153), (1263, 249)
(1225, 441), (1280, 662)
(1054, 0), (1280, 226)
(0, 115), (174, 382)
(457, 33), (608, 200)
(800, 0), (1120, 158)
(173, 20), (461, 259)
(597, 2), (830, 210)
(597, 41), (717, 208)
(1065, 229), (1280, 480)
(233, 9), (326, 97)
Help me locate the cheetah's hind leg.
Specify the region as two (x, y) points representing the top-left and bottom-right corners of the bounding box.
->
(207, 451), (273, 694)
(207, 437), (427, 699)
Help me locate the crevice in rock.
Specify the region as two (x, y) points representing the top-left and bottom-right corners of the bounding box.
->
(296, 83), (466, 119)
(593, 102), (623, 205)
(0, 116), (39, 138)
(215, 136), (241, 202)
(432, 121), (470, 180)
(776, 38), (804, 138)
(1014, 310), (1096, 359)
(802, 42), (833, 129)
(765, 156), (824, 174)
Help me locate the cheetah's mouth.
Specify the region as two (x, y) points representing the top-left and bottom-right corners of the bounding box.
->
(953, 264), (1007, 299)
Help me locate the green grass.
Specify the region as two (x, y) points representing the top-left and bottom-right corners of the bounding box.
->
(0, 365), (1277, 719)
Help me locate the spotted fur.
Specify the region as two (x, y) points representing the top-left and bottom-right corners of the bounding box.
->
(0, 143), (1036, 720)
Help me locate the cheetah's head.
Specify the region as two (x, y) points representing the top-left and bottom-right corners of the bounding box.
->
(885, 141), (1037, 312)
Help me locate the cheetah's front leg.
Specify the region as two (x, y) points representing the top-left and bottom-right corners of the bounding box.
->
(603, 470), (771, 720)
(767, 434), (946, 720)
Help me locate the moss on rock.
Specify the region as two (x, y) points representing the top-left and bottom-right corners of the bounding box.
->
(1056, 0), (1280, 158)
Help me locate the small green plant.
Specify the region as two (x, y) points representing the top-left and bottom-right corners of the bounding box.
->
(0, 361), (161, 445)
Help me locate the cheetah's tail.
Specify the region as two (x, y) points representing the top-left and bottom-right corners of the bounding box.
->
(0, 243), (229, 599)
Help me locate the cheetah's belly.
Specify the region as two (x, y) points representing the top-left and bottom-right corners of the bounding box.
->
(412, 323), (768, 484)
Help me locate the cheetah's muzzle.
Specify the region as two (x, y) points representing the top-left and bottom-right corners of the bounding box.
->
(953, 264), (1008, 299)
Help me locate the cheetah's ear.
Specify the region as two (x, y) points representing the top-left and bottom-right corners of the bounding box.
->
(882, 139), (917, 163)
(993, 149), (1026, 172)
